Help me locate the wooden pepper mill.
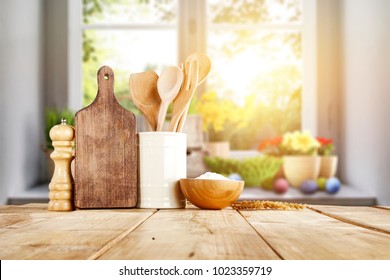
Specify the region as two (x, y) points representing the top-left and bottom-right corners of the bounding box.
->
(48, 118), (75, 211)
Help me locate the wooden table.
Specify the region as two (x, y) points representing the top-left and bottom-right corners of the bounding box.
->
(0, 203), (389, 260)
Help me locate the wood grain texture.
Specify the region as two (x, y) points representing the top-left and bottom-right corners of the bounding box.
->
(0, 204), (65, 233)
(0, 203), (49, 213)
(98, 208), (280, 260)
(309, 205), (390, 234)
(75, 66), (137, 208)
(2, 204), (390, 260)
(0, 208), (155, 260)
(240, 208), (390, 259)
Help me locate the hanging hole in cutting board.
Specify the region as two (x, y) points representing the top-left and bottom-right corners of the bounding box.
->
(104, 74), (109, 80)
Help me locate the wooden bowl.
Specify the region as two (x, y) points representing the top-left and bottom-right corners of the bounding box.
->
(179, 178), (244, 210)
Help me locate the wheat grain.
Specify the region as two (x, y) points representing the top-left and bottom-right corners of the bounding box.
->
(231, 200), (307, 210)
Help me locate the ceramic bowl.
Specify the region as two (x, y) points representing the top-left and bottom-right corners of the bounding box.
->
(179, 178), (244, 210)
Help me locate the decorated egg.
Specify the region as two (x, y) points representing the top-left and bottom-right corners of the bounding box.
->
(261, 177), (274, 190)
(228, 173), (242, 181)
(301, 180), (318, 194)
(316, 177), (327, 191)
(326, 177), (341, 194)
(273, 178), (289, 194)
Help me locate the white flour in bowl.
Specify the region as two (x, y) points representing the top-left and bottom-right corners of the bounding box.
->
(195, 172), (231, 180)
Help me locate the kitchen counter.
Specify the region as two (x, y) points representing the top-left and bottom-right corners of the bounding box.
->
(0, 203), (389, 260)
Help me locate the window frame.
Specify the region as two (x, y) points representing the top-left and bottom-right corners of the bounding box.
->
(68, 0), (317, 136)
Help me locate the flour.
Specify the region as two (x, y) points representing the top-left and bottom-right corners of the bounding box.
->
(195, 172), (230, 180)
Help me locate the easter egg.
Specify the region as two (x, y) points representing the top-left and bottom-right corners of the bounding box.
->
(316, 177), (327, 191)
(301, 180), (318, 194)
(261, 177), (274, 190)
(228, 173), (242, 181)
(326, 177), (341, 194)
(273, 178), (289, 194)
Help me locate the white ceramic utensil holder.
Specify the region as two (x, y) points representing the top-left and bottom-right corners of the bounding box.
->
(138, 132), (187, 208)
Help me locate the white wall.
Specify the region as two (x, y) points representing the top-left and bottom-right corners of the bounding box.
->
(0, 0), (44, 204)
(340, 0), (390, 204)
(316, 0), (341, 157)
(44, 0), (69, 108)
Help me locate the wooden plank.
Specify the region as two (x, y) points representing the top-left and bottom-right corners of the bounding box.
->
(0, 204), (63, 232)
(0, 209), (155, 260)
(0, 203), (49, 213)
(75, 66), (137, 208)
(98, 208), (280, 260)
(0, 212), (65, 231)
(240, 209), (390, 259)
(375, 206), (390, 210)
(309, 205), (390, 234)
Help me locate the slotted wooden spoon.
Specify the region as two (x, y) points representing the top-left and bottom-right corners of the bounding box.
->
(176, 52), (211, 132)
(129, 71), (160, 131)
(168, 60), (199, 132)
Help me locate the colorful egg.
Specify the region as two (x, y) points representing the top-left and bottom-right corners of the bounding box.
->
(326, 177), (341, 194)
(273, 178), (289, 194)
(316, 177), (327, 191)
(228, 173), (242, 181)
(301, 180), (318, 194)
(261, 177), (274, 190)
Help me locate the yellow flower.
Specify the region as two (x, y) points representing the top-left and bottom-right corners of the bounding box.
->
(197, 91), (250, 136)
(282, 130), (320, 155)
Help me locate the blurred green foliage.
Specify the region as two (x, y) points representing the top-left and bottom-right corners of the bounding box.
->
(44, 108), (75, 150)
(229, 86), (301, 150)
(204, 156), (283, 187)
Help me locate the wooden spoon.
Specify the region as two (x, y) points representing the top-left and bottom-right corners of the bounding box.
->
(156, 66), (184, 131)
(168, 60), (199, 132)
(176, 53), (211, 132)
(129, 71), (160, 131)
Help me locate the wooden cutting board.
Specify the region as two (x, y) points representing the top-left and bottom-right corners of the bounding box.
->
(74, 66), (137, 208)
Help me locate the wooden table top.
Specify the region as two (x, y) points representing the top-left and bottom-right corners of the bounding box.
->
(0, 203), (389, 260)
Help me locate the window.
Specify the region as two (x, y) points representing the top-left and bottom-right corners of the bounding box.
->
(81, 0), (178, 113)
(69, 0), (316, 149)
(206, 0), (303, 149)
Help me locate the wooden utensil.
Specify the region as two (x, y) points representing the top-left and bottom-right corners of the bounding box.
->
(186, 52), (211, 85)
(168, 60), (199, 132)
(74, 66), (137, 208)
(129, 71), (160, 131)
(176, 53), (211, 132)
(156, 66), (184, 131)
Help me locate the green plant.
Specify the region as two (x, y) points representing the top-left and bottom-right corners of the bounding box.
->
(44, 108), (75, 150)
(204, 156), (283, 187)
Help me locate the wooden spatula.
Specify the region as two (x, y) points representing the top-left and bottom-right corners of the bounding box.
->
(74, 66), (137, 208)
